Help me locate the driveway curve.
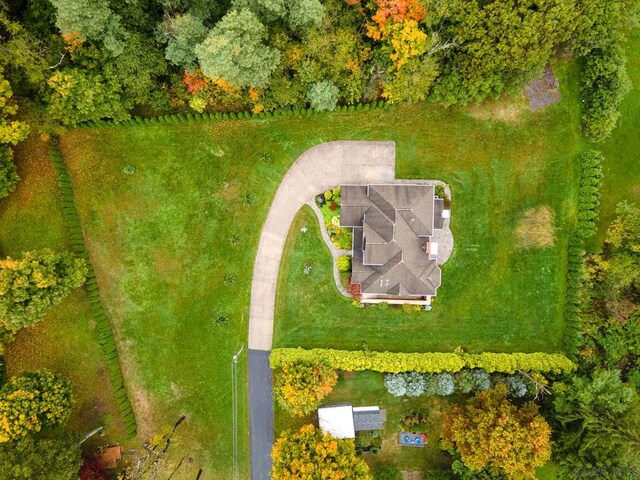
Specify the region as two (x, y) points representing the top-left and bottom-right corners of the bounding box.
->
(248, 141), (396, 479)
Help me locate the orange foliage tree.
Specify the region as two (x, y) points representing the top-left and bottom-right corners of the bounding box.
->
(271, 424), (371, 480)
(442, 385), (552, 479)
(365, 0), (428, 72)
(274, 362), (338, 416)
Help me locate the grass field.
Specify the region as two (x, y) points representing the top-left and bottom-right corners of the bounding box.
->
(273, 64), (583, 355)
(52, 59), (582, 478)
(0, 133), (126, 445)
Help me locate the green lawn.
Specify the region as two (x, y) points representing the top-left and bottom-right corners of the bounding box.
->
(274, 63), (582, 355)
(0, 133), (126, 445)
(274, 370), (454, 474)
(55, 59), (582, 477)
(591, 28), (640, 246)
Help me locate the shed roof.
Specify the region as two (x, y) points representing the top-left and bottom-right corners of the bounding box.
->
(318, 404), (355, 439)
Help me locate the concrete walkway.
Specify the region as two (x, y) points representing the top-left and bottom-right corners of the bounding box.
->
(248, 141), (395, 480)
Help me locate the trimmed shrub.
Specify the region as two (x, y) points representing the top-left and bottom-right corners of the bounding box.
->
(384, 373), (407, 397)
(454, 370), (476, 394)
(271, 348), (575, 374)
(337, 255), (351, 272)
(507, 375), (528, 398)
(471, 369), (492, 391)
(576, 150), (603, 239)
(435, 373), (455, 396)
(405, 372), (426, 397)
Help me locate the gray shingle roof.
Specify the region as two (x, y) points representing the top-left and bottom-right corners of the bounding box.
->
(353, 410), (384, 431)
(341, 184), (443, 297)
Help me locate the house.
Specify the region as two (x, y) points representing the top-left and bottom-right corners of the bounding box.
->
(317, 404), (385, 439)
(340, 184), (449, 305)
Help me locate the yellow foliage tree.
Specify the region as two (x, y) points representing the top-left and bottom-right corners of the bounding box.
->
(274, 362), (337, 416)
(0, 371), (74, 443)
(442, 385), (552, 479)
(271, 424), (372, 480)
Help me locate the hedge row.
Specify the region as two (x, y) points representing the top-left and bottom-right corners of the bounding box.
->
(576, 150), (604, 239)
(49, 138), (137, 438)
(270, 348), (576, 374)
(75, 100), (393, 129)
(563, 237), (586, 357)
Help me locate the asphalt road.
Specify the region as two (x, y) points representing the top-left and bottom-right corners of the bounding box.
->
(249, 350), (274, 480)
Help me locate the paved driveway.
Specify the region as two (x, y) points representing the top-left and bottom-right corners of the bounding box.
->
(248, 141), (396, 479)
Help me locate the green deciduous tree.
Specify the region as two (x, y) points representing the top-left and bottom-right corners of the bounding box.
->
(553, 370), (640, 470)
(195, 9), (281, 87)
(431, 0), (577, 105)
(382, 57), (439, 103)
(0, 11), (49, 95)
(0, 431), (81, 480)
(271, 424), (372, 479)
(46, 69), (131, 125)
(0, 370), (74, 442)
(0, 70), (29, 147)
(274, 362), (337, 416)
(162, 13), (208, 70)
(574, 0), (638, 142)
(233, 0), (324, 31)
(50, 0), (129, 56)
(102, 34), (168, 108)
(442, 385), (552, 479)
(0, 249), (87, 332)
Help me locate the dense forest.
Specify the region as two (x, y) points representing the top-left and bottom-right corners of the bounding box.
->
(1, 0), (638, 139)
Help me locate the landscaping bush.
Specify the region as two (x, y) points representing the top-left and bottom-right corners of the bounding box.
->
(470, 369), (492, 391)
(271, 348), (576, 374)
(337, 254), (351, 273)
(563, 238), (586, 357)
(373, 464), (403, 480)
(454, 370), (476, 394)
(436, 373), (455, 396)
(274, 362), (337, 416)
(507, 375), (528, 398)
(405, 372), (426, 396)
(319, 187), (352, 250)
(384, 373), (407, 397)
(400, 409), (427, 430)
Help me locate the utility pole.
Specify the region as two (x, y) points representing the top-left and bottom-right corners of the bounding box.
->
(231, 344), (245, 480)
